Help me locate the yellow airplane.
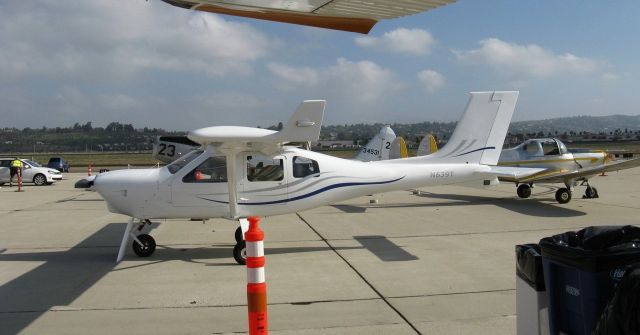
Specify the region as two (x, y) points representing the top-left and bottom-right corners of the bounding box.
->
(415, 136), (640, 204)
(497, 138), (640, 203)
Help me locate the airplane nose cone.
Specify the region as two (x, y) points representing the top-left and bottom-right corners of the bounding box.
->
(94, 169), (159, 216)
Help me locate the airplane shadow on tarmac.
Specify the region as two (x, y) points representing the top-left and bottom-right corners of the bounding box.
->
(334, 187), (586, 218)
(0, 222), (361, 335)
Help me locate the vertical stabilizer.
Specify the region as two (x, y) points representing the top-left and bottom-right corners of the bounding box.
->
(416, 134), (438, 156)
(354, 125), (396, 162)
(271, 100), (325, 143)
(425, 91), (518, 165)
(389, 137), (408, 159)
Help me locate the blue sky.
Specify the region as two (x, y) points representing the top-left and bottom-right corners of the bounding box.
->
(0, 0), (638, 130)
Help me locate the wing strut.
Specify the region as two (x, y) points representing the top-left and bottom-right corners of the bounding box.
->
(225, 152), (240, 219)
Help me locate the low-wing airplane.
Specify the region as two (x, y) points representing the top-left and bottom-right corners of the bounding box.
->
(79, 91), (539, 264)
(160, 0), (457, 34)
(497, 138), (640, 203)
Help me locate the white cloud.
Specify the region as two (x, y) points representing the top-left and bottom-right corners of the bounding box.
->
(355, 28), (436, 55)
(453, 38), (597, 78)
(417, 70), (445, 93)
(0, 1), (273, 82)
(602, 72), (619, 82)
(267, 63), (319, 86)
(268, 58), (399, 103)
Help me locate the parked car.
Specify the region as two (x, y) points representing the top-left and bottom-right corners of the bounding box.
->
(47, 157), (70, 172)
(0, 158), (63, 186)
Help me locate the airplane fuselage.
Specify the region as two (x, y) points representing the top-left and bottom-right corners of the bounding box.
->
(95, 146), (493, 220)
(498, 138), (605, 175)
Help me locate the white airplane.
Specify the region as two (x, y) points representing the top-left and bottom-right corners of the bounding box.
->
(497, 138), (640, 203)
(160, 0), (457, 34)
(354, 125), (397, 162)
(79, 91), (538, 264)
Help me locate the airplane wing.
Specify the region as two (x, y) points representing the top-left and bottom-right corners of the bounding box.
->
(499, 158), (640, 184)
(161, 0), (457, 34)
(487, 166), (547, 180)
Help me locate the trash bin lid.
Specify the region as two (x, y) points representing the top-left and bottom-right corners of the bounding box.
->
(540, 226), (640, 272)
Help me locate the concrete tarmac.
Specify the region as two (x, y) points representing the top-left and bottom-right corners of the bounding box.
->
(1, 168), (639, 334)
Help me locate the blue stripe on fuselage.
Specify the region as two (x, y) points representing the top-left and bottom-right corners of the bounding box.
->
(198, 176), (405, 206)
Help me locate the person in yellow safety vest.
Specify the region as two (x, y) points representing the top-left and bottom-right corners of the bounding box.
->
(10, 158), (23, 187)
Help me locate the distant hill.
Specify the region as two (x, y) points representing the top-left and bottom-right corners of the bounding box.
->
(510, 115), (640, 134)
(2, 114), (640, 153)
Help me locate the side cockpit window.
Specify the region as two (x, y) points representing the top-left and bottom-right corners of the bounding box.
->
(247, 156), (283, 182)
(183, 156), (227, 183)
(293, 156), (320, 178)
(542, 141), (560, 156)
(524, 142), (539, 155)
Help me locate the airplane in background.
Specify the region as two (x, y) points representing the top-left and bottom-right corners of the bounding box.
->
(417, 134), (438, 157)
(415, 136), (640, 204)
(153, 125), (404, 163)
(160, 0), (457, 34)
(77, 91), (541, 264)
(152, 136), (200, 163)
(497, 138), (640, 203)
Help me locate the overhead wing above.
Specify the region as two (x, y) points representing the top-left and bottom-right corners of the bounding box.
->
(499, 158), (640, 184)
(161, 0), (457, 34)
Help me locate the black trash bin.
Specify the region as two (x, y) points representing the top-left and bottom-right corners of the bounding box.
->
(516, 244), (549, 335)
(539, 225), (640, 335)
(592, 267), (640, 335)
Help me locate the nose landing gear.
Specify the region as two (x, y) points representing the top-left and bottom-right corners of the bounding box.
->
(117, 218), (155, 262)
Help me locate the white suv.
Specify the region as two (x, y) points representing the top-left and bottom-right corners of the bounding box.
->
(0, 158), (63, 186)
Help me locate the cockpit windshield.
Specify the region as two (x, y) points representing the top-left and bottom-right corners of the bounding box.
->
(557, 140), (568, 154)
(167, 150), (204, 174)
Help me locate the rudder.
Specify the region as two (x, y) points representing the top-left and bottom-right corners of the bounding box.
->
(426, 91), (518, 165)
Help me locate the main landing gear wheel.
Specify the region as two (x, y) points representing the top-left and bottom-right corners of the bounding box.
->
(584, 186), (599, 199)
(132, 234), (156, 257)
(555, 188), (572, 204)
(233, 241), (246, 265)
(234, 227), (244, 243)
(517, 184), (532, 199)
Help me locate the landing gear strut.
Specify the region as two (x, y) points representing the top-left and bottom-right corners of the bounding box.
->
(116, 218), (155, 262)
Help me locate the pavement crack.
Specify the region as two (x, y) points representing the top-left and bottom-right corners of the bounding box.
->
(296, 212), (423, 335)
